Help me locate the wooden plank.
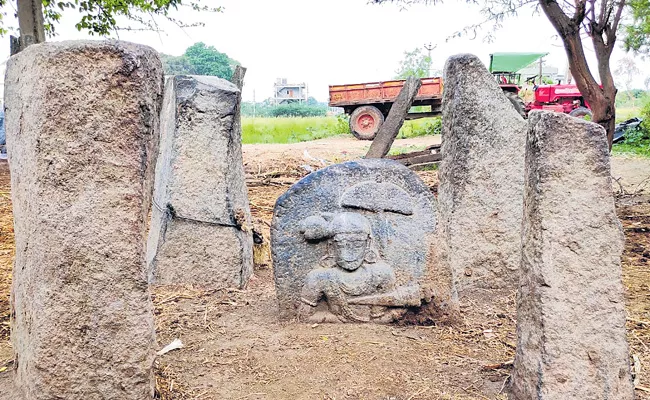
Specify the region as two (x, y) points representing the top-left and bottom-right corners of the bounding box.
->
(391, 153), (442, 166)
(409, 162), (440, 171)
(388, 144), (441, 160)
(405, 111), (442, 120)
(365, 76), (422, 159)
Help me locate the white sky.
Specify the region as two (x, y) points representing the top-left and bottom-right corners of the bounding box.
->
(0, 0), (648, 102)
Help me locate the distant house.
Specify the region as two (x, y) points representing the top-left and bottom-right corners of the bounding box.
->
(273, 78), (308, 105)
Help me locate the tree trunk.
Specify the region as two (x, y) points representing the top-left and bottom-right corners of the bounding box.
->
(365, 76), (421, 159)
(13, 0), (45, 55)
(591, 34), (618, 149)
(538, 0), (617, 149)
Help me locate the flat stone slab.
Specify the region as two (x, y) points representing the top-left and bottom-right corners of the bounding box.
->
(271, 159), (438, 322)
(510, 111), (634, 399)
(147, 75), (253, 288)
(5, 40), (163, 399)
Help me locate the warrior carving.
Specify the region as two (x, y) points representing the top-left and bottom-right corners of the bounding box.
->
(298, 212), (420, 323)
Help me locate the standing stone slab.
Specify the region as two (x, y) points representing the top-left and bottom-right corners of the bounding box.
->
(5, 41), (163, 399)
(272, 159), (448, 323)
(510, 111), (633, 400)
(438, 54), (527, 293)
(147, 75), (253, 288)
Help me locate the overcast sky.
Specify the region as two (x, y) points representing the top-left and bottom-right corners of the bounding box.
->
(0, 0), (648, 102)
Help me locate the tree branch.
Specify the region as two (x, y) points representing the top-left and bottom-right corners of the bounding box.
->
(598, 0), (609, 25)
(572, 0), (587, 23)
(609, 0), (626, 38)
(540, 0), (574, 35)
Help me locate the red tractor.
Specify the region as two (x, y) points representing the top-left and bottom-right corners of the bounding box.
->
(490, 52), (592, 119)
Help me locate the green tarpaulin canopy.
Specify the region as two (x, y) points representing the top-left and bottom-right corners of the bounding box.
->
(489, 52), (549, 73)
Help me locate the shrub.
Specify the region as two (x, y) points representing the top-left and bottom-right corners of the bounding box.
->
(613, 99), (650, 157)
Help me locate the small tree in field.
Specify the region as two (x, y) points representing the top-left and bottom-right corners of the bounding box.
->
(395, 48), (432, 79)
(614, 57), (640, 102)
(374, 0), (650, 148)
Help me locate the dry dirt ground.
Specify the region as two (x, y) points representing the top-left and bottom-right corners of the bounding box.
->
(0, 135), (648, 399)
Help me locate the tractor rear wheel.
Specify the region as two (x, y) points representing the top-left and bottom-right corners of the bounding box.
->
(504, 91), (527, 118)
(349, 105), (384, 140)
(569, 107), (592, 120)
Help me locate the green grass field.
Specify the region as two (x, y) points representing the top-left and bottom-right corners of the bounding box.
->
(241, 117), (348, 144)
(616, 106), (642, 122)
(241, 116), (441, 144)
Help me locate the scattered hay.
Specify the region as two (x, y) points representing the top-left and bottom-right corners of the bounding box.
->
(155, 361), (197, 400)
(0, 162), (13, 343)
(618, 201), (650, 396)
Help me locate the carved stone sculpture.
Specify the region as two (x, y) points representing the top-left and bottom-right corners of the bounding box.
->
(298, 212), (420, 322)
(271, 159), (445, 323)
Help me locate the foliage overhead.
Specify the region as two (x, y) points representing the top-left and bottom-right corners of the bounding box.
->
(161, 42), (238, 80)
(0, 0), (221, 37)
(624, 0), (650, 54)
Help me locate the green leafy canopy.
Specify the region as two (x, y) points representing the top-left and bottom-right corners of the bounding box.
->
(624, 0), (650, 54)
(160, 42), (238, 80)
(0, 0), (221, 37)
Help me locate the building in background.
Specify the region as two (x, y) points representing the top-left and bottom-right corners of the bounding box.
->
(273, 78), (308, 105)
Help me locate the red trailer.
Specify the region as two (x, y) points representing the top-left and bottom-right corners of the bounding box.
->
(331, 53), (592, 141)
(328, 78), (443, 140)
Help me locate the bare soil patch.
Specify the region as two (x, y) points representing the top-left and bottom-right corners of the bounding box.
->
(0, 136), (648, 399)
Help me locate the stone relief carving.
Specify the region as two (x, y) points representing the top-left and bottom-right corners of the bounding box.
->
(297, 212), (420, 323)
(271, 159), (437, 323)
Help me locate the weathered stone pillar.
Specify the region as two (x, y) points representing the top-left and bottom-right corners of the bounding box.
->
(510, 111), (634, 399)
(438, 54), (527, 294)
(146, 75), (253, 288)
(5, 41), (163, 399)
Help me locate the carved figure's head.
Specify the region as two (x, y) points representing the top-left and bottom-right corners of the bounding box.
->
(330, 213), (372, 271)
(300, 212), (379, 271)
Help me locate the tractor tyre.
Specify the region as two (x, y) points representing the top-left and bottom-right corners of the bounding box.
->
(349, 105), (384, 140)
(504, 91), (527, 119)
(569, 107), (592, 120)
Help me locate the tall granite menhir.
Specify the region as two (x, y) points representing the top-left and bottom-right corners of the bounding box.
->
(5, 41), (163, 399)
(510, 111), (634, 399)
(147, 75), (253, 288)
(438, 54), (527, 294)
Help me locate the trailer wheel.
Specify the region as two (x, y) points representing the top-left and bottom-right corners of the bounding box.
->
(349, 106), (384, 140)
(504, 91), (527, 118)
(569, 107), (592, 120)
